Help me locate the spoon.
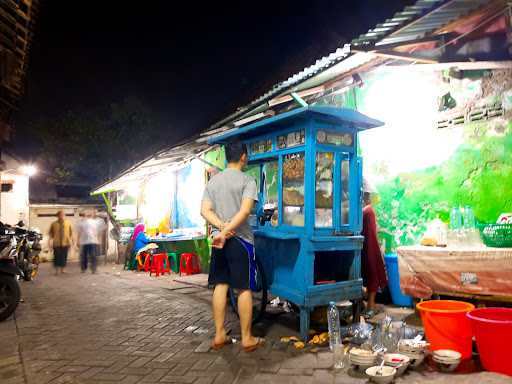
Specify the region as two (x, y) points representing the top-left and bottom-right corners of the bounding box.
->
(376, 358), (386, 376)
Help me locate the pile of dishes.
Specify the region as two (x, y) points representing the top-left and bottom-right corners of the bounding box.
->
(432, 349), (461, 372)
(349, 348), (378, 371)
(398, 339), (428, 367)
(365, 365), (397, 384)
(383, 353), (410, 376)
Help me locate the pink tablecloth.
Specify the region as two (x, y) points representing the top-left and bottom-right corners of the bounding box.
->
(397, 246), (512, 299)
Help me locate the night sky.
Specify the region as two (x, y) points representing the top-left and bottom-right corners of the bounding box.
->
(14, 0), (414, 153)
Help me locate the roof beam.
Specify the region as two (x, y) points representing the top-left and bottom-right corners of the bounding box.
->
(352, 48), (438, 64)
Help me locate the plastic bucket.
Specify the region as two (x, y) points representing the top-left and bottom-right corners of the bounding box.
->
(384, 254), (413, 307)
(467, 308), (512, 376)
(416, 300), (475, 359)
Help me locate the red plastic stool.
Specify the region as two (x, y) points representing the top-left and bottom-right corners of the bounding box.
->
(149, 253), (171, 277)
(179, 253), (201, 276)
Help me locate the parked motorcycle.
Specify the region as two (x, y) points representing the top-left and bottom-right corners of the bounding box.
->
(14, 224), (42, 281)
(0, 223), (22, 321)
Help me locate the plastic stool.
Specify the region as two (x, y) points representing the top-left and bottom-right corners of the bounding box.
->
(136, 251), (151, 272)
(149, 253), (171, 277)
(168, 252), (179, 273)
(180, 253), (201, 276)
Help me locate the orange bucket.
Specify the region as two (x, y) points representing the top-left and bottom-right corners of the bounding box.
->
(416, 300), (475, 359)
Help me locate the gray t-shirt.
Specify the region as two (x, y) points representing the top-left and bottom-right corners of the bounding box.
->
(202, 168), (258, 244)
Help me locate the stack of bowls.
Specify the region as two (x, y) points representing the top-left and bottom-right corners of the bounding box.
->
(349, 348), (378, 371)
(384, 353), (410, 376)
(432, 349), (461, 372)
(365, 366), (397, 384)
(398, 339), (428, 367)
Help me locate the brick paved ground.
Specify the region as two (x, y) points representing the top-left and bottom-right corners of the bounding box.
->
(0, 263), (510, 384)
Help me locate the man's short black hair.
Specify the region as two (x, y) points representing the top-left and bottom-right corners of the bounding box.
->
(225, 141), (247, 163)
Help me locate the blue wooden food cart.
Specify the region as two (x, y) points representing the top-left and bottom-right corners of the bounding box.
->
(209, 106), (383, 340)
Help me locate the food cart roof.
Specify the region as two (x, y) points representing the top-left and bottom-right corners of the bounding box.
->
(208, 106), (384, 144)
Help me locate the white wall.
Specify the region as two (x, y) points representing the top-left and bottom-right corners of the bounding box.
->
(0, 154), (29, 225)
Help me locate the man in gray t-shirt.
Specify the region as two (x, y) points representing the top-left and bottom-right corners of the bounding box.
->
(201, 141), (264, 352)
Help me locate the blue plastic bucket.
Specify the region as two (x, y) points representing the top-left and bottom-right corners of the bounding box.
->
(384, 253), (413, 307)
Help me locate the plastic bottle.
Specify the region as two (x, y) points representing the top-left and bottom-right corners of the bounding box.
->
(449, 207), (462, 231)
(327, 302), (344, 369)
(463, 206), (475, 230)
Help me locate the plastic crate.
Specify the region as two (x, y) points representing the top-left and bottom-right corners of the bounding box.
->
(480, 224), (512, 248)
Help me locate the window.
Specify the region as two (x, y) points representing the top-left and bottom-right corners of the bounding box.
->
(282, 153), (305, 226)
(277, 129), (305, 149)
(341, 157), (350, 225)
(316, 130), (353, 147)
(1, 183), (13, 192)
(315, 152), (334, 227)
(250, 139), (272, 155)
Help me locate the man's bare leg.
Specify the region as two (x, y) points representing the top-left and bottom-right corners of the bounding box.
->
(367, 291), (377, 310)
(212, 284), (229, 344)
(238, 289), (259, 347)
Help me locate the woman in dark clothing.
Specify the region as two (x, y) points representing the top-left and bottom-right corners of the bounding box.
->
(361, 190), (388, 317)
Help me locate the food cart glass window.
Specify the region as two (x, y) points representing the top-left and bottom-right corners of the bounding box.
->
(245, 165), (261, 215)
(263, 161), (278, 204)
(341, 157), (350, 225)
(316, 130), (353, 147)
(315, 152), (334, 227)
(244, 165), (261, 191)
(282, 153), (305, 226)
(277, 129), (305, 149)
(250, 139), (273, 155)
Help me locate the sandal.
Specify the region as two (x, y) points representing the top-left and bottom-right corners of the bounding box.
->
(243, 337), (265, 353)
(211, 337), (233, 351)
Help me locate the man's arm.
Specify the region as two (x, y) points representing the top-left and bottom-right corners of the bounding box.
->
(212, 198), (254, 249)
(200, 200), (224, 229)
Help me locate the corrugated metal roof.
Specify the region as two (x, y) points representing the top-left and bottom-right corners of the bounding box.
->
(208, 44), (353, 131)
(92, 139), (213, 194)
(351, 0), (491, 48)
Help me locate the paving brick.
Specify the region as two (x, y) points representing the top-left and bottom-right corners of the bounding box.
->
(278, 368), (314, 376)
(0, 355), (21, 368)
(92, 372), (127, 381)
(138, 368), (169, 382)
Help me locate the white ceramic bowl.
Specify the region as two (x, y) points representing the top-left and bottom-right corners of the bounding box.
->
(434, 359), (460, 373)
(384, 353), (410, 376)
(401, 351), (425, 368)
(433, 349), (461, 360)
(350, 360), (376, 372)
(366, 366), (397, 384)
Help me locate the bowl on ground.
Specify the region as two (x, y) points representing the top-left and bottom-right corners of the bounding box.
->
(365, 365), (397, 384)
(384, 353), (410, 376)
(432, 350), (461, 372)
(400, 351), (425, 368)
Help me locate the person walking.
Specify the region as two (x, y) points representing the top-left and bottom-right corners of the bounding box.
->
(200, 141), (264, 352)
(361, 182), (388, 319)
(49, 210), (74, 275)
(77, 210), (105, 273)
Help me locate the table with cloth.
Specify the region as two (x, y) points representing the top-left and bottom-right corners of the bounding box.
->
(397, 246), (512, 301)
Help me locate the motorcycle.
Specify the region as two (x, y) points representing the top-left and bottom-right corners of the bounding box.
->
(0, 223), (22, 321)
(14, 224), (42, 281)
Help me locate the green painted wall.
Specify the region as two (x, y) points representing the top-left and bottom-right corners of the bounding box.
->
(316, 68), (512, 251)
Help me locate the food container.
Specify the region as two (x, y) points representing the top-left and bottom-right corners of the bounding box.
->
(365, 366), (397, 384)
(384, 353), (410, 376)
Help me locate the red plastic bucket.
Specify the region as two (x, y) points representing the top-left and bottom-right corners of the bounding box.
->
(467, 308), (512, 376)
(416, 300), (475, 359)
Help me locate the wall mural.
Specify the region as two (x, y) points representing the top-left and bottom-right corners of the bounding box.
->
(316, 68), (512, 251)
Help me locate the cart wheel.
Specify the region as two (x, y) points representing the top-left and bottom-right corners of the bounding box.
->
(351, 299), (362, 323)
(228, 258), (268, 324)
